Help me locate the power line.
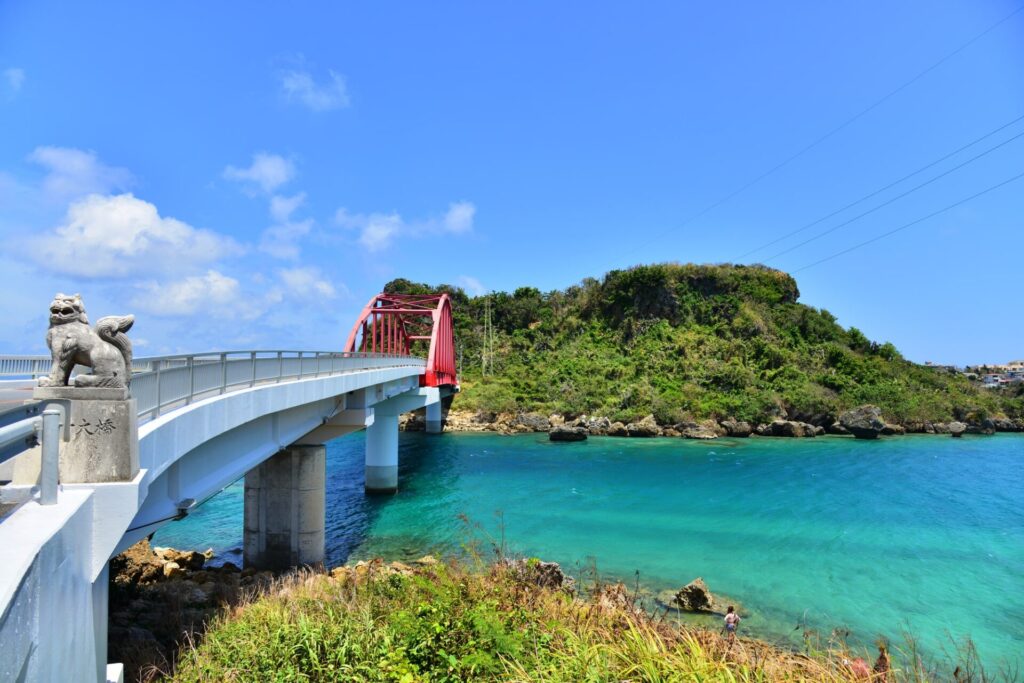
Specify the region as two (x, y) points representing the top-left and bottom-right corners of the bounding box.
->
(757, 127), (1024, 263)
(614, 2), (1024, 261)
(791, 169), (1024, 273)
(735, 112), (1024, 260)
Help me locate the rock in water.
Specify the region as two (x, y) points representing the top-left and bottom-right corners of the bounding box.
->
(719, 418), (752, 438)
(674, 577), (715, 612)
(608, 421), (629, 437)
(949, 421), (967, 438)
(549, 425), (588, 442)
(839, 405), (886, 439)
(626, 414), (661, 437)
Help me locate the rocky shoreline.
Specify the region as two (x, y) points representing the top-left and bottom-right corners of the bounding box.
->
(401, 404), (1023, 440)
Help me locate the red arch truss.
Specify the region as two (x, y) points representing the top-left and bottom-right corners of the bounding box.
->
(343, 293), (457, 387)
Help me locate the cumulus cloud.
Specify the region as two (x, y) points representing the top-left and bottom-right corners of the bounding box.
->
(4, 67), (25, 95)
(28, 146), (133, 199)
(223, 152), (295, 193)
(277, 266), (339, 299)
(334, 201), (476, 252)
(258, 192), (313, 259)
(36, 193), (240, 278)
(278, 68), (350, 112)
(132, 270), (240, 316)
(443, 202), (475, 234)
(269, 192), (305, 223)
(457, 275), (486, 296)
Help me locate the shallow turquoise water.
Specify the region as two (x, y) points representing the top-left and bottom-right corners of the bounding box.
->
(154, 432), (1024, 668)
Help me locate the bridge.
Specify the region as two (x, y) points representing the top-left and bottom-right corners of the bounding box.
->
(0, 292), (458, 682)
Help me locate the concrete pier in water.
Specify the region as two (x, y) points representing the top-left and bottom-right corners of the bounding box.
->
(243, 445), (327, 569)
(365, 411), (399, 493)
(425, 401), (443, 434)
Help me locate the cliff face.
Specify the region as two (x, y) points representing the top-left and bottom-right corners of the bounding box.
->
(386, 263), (1022, 426)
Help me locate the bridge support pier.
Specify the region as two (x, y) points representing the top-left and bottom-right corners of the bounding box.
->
(366, 411), (398, 493)
(425, 401), (443, 434)
(243, 445), (326, 570)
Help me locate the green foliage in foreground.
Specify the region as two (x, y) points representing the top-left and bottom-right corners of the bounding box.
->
(167, 561), (997, 682)
(168, 562), (860, 682)
(386, 264), (1018, 424)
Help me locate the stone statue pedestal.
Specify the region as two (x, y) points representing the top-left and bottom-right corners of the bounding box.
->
(32, 386), (139, 484)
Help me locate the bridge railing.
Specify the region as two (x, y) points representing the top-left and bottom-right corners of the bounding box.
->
(0, 404), (60, 505)
(0, 355), (51, 378)
(1, 350), (424, 511)
(131, 351), (425, 419)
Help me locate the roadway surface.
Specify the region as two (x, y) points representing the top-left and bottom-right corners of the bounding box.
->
(0, 380), (34, 408)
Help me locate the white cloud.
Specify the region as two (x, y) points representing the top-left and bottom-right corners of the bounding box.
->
(133, 270), (240, 316)
(277, 266), (339, 299)
(259, 192), (313, 260)
(358, 214), (403, 252)
(334, 201), (476, 253)
(335, 208), (403, 252)
(223, 152), (295, 193)
(260, 219), (313, 259)
(269, 192), (305, 222)
(457, 275), (486, 296)
(37, 193), (240, 278)
(279, 68), (350, 112)
(4, 67), (25, 94)
(28, 146), (133, 199)
(443, 201), (475, 234)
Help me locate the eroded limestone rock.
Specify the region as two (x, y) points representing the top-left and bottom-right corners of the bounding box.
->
(549, 425), (588, 442)
(674, 577), (715, 612)
(839, 405), (886, 439)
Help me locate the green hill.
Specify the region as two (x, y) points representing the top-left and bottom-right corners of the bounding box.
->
(386, 264), (1022, 427)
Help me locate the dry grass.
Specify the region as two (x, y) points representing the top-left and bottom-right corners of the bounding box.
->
(151, 555), (1011, 683)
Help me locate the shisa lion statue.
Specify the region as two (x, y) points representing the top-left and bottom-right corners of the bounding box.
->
(37, 293), (135, 389)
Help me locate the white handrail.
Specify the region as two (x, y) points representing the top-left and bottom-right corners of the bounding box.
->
(0, 410), (60, 506)
(129, 351), (425, 419)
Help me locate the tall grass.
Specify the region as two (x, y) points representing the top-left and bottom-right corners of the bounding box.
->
(159, 556), (1010, 683)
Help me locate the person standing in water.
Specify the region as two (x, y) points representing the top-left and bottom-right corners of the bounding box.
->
(723, 606), (741, 642)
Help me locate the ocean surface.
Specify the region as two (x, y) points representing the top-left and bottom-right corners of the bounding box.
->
(153, 432), (1024, 668)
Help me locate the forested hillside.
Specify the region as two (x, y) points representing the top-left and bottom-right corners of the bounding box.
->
(385, 264), (1021, 426)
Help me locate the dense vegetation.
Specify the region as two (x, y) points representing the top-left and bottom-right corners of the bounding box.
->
(386, 264), (1022, 425)
(169, 558), (956, 682)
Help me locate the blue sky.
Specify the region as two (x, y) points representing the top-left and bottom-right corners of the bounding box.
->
(1, 1), (1021, 364)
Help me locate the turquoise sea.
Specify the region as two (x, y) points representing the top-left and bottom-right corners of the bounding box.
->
(153, 432), (1024, 669)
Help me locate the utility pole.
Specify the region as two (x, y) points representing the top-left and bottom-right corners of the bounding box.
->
(482, 294), (492, 376)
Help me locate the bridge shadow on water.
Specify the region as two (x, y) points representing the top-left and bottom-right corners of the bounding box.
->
(151, 430), (453, 569)
(326, 430), (457, 566)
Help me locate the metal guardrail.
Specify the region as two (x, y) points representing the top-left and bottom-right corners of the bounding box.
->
(0, 408), (60, 505)
(0, 355), (51, 377)
(0, 350), (426, 508)
(130, 350), (425, 419)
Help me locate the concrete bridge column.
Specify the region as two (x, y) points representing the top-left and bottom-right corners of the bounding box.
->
(243, 445), (326, 570)
(365, 410), (399, 493)
(425, 401), (443, 434)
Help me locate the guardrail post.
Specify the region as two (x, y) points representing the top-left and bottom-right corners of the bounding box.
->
(250, 351), (257, 387)
(277, 351), (283, 383)
(186, 356), (195, 405)
(220, 353), (228, 395)
(315, 352), (321, 378)
(39, 409), (60, 505)
(298, 351), (304, 378)
(153, 360), (162, 418)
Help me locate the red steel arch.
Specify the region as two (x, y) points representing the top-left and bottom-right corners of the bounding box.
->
(343, 293), (457, 387)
